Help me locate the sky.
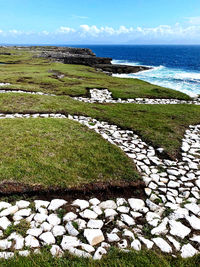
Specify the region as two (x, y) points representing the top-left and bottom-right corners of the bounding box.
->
(0, 0), (200, 44)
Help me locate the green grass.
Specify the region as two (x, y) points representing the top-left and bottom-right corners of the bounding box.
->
(0, 248), (199, 267)
(0, 118), (138, 187)
(0, 93), (199, 158)
(0, 47), (191, 100)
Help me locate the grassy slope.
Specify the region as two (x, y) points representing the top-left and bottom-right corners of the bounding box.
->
(0, 118), (138, 187)
(0, 248), (199, 267)
(0, 48), (199, 265)
(0, 93), (199, 159)
(0, 48), (191, 100)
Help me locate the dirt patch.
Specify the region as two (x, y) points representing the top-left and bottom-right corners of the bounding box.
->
(0, 180), (146, 202)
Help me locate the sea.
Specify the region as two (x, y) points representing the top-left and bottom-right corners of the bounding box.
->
(70, 45), (200, 97)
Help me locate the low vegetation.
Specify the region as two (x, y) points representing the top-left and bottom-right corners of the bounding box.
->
(0, 248), (199, 267)
(0, 118), (138, 187)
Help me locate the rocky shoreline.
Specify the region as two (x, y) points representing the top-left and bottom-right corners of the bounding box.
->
(39, 46), (150, 74)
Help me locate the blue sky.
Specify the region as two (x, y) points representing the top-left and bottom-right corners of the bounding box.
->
(0, 0), (200, 44)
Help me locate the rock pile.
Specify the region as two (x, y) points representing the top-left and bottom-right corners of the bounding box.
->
(0, 194), (199, 260)
(74, 88), (200, 105)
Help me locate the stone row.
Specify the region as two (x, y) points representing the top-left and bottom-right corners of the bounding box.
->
(0, 196), (198, 260)
(74, 89), (200, 105)
(0, 113), (199, 259)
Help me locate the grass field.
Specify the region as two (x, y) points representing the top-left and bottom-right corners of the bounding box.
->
(0, 248), (199, 267)
(0, 93), (199, 159)
(0, 118), (139, 187)
(0, 47), (199, 265)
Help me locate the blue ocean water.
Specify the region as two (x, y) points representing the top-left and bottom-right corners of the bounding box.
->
(71, 45), (200, 97)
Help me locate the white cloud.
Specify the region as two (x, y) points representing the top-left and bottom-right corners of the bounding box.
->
(42, 30), (49, 35)
(1, 23), (200, 44)
(186, 17), (200, 25)
(57, 26), (76, 33)
(9, 29), (23, 35)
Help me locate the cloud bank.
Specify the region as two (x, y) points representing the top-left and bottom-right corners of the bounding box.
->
(0, 23), (200, 44)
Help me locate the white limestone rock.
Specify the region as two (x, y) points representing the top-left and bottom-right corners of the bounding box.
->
(19, 250), (30, 257)
(151, 218), (168, 235)
(99, 200), (117, 210)
(52, 225), (66, 237)
(121, 214), (135, 226)
(27, 228), (43, 237)
(65, 222), (79, 236)
(128, 198), (145, 211)
(116, 198), (127, 207)
(39, 232), (55, 245)
(47, 214), (61, 226)
(50, 245), (64, 257)
(117, 206), (130, 213)
(72, 199), (89, 210)
(107, 233), (120, 242)
(68, 247), (91, 258)
(92, 206), (103, 215)
(118, 239), (128, 249)
(190, 235), (200, 244)
(0, 202), (11, 210)
(0, 216), (11, 230)
(138, 236), (154, 249)
(181, 244), (198, 258)
(8, 233), (24, 250)
(48, 199), (67, 211)
(80, 209), (98, 219)
(61, 236), (80, 250)
(81, 243), (95, 253)
(25, 235), (40, 248)
(166, 235), (181, 251)
(131, 239), (141, 251)
(87, 219), (104, 229)
(169, 220), (191, 238)
(34, 213), (48, 223)
(0, 205), (18, 217)
(185, 203), (200, 215)
(104, 208), (118, 218)
(15, 208), (31, 217)
(16, 200), (30, 209)
(89, 198), (100, 206)
(34, 200), (50, 210)
(186, 215), (200, 230)
(93, 247), (107, 260)
(0, 239), (12, 250)
(123, 229), (135, 240)
(40, 222), (52, 232)
(63, 212), (77, 222)
(84, 229), (104, 246)
(152, 238), (172, 253)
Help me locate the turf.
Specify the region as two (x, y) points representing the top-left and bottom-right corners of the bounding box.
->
(0, 248), (199, 267)
(0, 118), (138, 187)
(0, 47), (191, 100)
(0, 93), (199, 159)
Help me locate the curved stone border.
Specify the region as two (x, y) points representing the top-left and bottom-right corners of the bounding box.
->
(0, 83), (10, 87)
(0, 113), (198, 259)
(0, 83), (199, 259)
(0, 89), (55, 96)
(74, 88), (200, 105)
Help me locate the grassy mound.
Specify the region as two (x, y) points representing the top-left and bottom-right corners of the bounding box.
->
(0, 118), (139, 187)
(0, 93), (199, 159)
